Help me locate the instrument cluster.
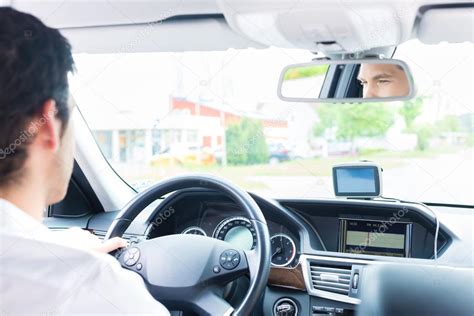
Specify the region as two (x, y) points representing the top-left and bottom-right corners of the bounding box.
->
(180, 215), (298, 267)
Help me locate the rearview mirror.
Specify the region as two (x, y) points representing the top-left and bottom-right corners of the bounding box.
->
(277, 59), (415, 103)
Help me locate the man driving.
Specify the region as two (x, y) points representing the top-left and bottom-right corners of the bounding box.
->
(0, 7), (169, 315)
(357, 63), (410, 98)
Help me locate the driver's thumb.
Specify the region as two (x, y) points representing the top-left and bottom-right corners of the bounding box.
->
(96, 237), (128, 253)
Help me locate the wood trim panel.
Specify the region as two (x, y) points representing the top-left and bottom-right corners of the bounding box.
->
(268, 263), (306, 291)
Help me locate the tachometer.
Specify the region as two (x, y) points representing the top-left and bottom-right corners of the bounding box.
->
(182, 226), (207, 236)
(270, 234), (296, 267)
(213, 216), (256, 250)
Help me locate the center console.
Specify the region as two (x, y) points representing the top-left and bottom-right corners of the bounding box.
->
(339, 218), (412, 257)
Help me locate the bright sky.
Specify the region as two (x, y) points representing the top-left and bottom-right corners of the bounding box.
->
(71, 47), (314, 129)
(71, 39), (473, 130)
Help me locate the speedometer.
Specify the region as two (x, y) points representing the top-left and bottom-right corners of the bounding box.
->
(182, 226), (206, 236)
(213, 216), (256, 251)
(270, 234), (296, 267)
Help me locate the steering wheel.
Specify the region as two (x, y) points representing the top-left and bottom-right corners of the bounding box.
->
(104, 174), (271, 315)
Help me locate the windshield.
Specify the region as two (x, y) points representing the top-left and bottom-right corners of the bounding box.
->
(72, 40), (473, 205)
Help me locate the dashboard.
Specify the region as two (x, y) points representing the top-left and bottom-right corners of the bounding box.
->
(48, 188), (472, 316)
(144, 190), (450, 263)
(134, 189), (454, 315)
(145, 190), (303, 268)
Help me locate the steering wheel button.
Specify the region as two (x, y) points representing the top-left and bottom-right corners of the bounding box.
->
(220, 249), (240, 270)
(123, 248), (140, 266)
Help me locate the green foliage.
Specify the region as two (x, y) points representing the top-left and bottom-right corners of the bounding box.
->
(226, 118), (269, 165)
(415, 124), (434, 151)
(398, 97), (462, 150)
(312, 104), (337, 137)
(284, 65), (329, 81)
(226, 124), (247, 165)
(313, 103), (395, 141)
(399, 97), (423, 131)
(358, 148), (386, 156)
(438, 115), (460, 133)
(467, 135), (474, 147)
(336, 104), (395, 140)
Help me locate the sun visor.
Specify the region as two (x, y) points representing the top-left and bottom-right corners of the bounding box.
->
(418, 7), (474, 44)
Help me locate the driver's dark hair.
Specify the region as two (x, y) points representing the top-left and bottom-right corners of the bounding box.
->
(0, 7), (75, 186)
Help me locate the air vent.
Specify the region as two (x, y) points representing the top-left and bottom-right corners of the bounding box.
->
(309, 263), (352, 295)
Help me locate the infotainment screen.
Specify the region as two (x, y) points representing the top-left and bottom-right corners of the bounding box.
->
(339, 219), (411, 257)
(332, 163), (382, 197)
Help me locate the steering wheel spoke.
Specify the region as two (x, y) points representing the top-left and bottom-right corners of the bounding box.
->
(244, 249), (260, 282)
(193, 290), (234, 316)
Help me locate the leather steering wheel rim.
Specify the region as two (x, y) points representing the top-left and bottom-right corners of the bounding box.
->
(105, 174), (271, 315)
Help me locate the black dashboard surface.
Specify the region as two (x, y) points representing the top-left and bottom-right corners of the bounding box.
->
(76, 190), (451, 262)
(279, 199), (449, 259)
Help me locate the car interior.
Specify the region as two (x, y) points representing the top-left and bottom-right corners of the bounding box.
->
(7, 1), (474, 315)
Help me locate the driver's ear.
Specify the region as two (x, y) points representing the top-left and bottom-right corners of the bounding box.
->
(33, 99), (62, 152)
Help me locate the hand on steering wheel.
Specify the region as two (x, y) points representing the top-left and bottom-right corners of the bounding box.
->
(104, 175), (271, 316)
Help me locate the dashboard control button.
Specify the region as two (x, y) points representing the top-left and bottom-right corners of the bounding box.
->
(219, 249), (240, 270)
(312, 306), (325, 312)
(123, 247), (140, 266)
(335, 307), (344, 314)
(136, 263), (142, 270)
(213, 265), (221, 273)
(352, 273), (359, 289)
(275, 298), (298, 316)
(312, 306), (336, 313)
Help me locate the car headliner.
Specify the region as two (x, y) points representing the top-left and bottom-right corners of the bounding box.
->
(5, 0), (474, 54)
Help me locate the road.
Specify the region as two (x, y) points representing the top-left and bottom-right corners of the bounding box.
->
(247, 149), (474, 205)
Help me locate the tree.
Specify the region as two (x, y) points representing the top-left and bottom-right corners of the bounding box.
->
(335, 103), (395, 141)
(415, 123), (434, 151)
(313, 103), (395, 148)
(313, 103), (336, 137)
(226, 118), (269, 165)
(399, 97), (423, 131)
(225, 124), (247, 165)
(284, 65), (329, 81)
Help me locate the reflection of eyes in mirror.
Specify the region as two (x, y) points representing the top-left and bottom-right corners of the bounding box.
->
(357, 64), (410, 99)
(278, 59), (413, 103)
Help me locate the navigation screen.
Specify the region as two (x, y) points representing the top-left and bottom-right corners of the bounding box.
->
(333, 165), (381, 197)
(340, 219), (410, 257)
(336, 168), (376, 193)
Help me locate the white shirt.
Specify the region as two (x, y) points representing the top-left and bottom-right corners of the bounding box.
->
(0, 198), (170, 316)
